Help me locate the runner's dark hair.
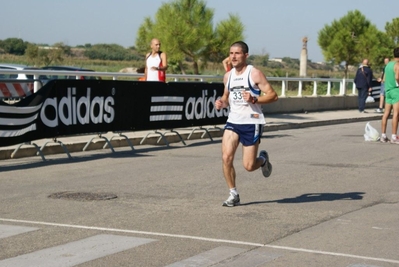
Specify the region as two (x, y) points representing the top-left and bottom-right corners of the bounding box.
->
(231, 41), (249, 54)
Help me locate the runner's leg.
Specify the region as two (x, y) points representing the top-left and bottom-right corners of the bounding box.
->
(241, 143), (262, 171)
(221, 130), (240, 189)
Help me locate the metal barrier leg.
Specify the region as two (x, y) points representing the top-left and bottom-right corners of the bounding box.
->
(187, 127), (214, 142)
(36, 138), (72, 159)
(38, 138), (72, 159)
(11, 142), (46, 161)
(140, 130), (169, 146)
(83, 133), (115, 153)
(202, 126), (223, 138)
(161, 129), (186, 146)
(104, 132), (135, 151)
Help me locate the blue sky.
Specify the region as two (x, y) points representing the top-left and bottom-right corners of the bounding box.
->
(1, 0), (398, 62)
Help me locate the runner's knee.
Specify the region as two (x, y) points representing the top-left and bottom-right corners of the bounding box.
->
(242, 160), (257, 172)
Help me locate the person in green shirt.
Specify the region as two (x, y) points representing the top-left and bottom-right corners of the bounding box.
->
(375, 57), (390, 113)
(380, 47), (399, 143)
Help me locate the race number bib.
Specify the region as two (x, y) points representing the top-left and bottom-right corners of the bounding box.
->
(230, 86), (249, 105)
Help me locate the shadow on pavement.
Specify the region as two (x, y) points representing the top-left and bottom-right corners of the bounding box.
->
(0, 139), (223, 172)
(241, 192), (365, 206)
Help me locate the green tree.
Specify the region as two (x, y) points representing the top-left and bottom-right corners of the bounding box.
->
(135, 0), (244, 74)
(25, 44), (39, 64)
(53, 42), (72, 57)
(25, 42), (70, 66)
(248, 54), (270, 67)
(156, 0), (214, 74)
(385, 17), (399, 46)
(207, 13), (245, 63)
(318, 10), (384, 77)
(135, 17), (154, 55)
(356, 26), (393, 68)
(0, 38), (28, 55)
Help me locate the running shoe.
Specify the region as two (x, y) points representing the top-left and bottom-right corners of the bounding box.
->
(222, 193), (240, 207)
(380, 136), (390, 143)
(259, 150), (272, 178)
(390, 137), (399, 144)
(375, 108), (384, 113)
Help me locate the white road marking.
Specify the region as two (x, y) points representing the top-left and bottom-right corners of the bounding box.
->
(0, 218), (263, 247)
(165, 246), (246, 267)
(212, 250), (281, 267)
(0, 218), (398, 264)
(166, 247), (281, 267)
(0, 234), (155, 267)
(372, 227), (390, 230)
(0, 224), (38, 239)
(262, 244), (399, 264)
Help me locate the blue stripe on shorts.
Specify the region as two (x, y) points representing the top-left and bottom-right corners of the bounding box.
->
(225, 122), (264, 146)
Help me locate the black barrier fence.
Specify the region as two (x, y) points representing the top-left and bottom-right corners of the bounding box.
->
(0, 80), (228, 148)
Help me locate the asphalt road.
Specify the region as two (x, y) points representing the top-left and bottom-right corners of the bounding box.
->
(0, 121), (398, 267)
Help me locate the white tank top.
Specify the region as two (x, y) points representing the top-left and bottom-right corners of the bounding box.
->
(226, 65), (265, 124)
(146, 53), (161, 81)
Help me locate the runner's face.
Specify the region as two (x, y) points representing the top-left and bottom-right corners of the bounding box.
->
(151, 41), (161, 52)
(229, 46), (247, 68)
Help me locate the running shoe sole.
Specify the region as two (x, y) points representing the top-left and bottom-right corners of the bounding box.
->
(260, 150), (272, 178)
(222, 194), (240, 207)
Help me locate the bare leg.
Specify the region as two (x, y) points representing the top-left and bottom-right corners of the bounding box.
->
(381, 103), (392, 134)
(241, 143), (263, 172)
(221, 130), (239, 189)
(392, 102), (399, 136)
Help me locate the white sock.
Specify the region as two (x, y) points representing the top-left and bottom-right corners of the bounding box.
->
(382, 133), (386, 138)
(392, 134), (397, 140)
(229, 188), (238, 196)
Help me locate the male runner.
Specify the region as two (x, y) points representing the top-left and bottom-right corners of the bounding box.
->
(215, 41), (278, 207)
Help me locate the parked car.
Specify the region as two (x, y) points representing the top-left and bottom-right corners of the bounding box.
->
(41, 66), (101, 80)
(0, 64), (48, 99)
(370, 79), (381, 101)
(0, 63), (43, 80)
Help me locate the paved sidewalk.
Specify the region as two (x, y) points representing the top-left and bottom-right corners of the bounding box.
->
(264, 108), (382, 130)
(0, 108), (384, 160)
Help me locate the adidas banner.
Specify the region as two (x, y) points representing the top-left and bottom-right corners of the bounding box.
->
(0, 80), (228, 147)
